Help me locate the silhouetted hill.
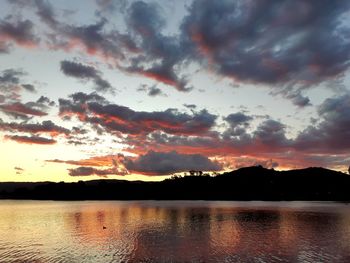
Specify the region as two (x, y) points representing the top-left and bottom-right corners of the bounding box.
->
(1, 166), (350, 201)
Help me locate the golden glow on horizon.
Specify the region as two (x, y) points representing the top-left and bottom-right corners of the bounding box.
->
(1, 136), (348, 182)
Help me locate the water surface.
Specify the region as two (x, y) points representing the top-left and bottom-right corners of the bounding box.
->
(0, 200), (349, 262)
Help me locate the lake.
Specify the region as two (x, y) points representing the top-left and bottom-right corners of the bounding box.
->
(0, 200), (349, 262)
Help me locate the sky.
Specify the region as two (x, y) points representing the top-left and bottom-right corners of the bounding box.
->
(0, 0), (350, 182)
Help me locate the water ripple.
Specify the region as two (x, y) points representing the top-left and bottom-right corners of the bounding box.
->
(0, 201), (349, 262)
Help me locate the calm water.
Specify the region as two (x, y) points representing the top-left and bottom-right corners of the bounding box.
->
(0, 201), (350, 262)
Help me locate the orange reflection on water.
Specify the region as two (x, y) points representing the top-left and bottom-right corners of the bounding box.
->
(1, 201), (350, 262)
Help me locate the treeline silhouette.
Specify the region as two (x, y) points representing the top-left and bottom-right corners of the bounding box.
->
(1, 166), (350, 201)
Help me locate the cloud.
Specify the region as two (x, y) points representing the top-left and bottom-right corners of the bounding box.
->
(4, 0), (350, 105)
(125, 150), (222, 175)
(122, 92), (350, 170)
(59, 92), (217, 136)
(125, 115), (291, 158)
(47, 155), (118, 167)
(184, 104), (197, 110)
(253, 119), (290, 149)
(21, 84), (36, 93)
(36, 96), (55, 106)
(0, 68), (25, 85)
(88, 103), (216, 135)
(0, 69), (40, 107)
(53, 91), (350, 172)
(223, 112), (253, 138)
(5, 135), (56, 144)
(14, 166), (24, 175)
(0, 42), (10, 53)
(0, 119), (70, 136)
(95, 0), (128, 15)
(121, 1), (191, 91)
(0, 102), (47, 118)
(60, 60), (113, 92)
(181, 0), (350, 105)
(7, 0), (120, 59)
(137, 85), (164, 97)
(0, 18), (39, 49)
(225, 112), (253, 127)
(147, 86), (162, 97)
(68, 166), (116, 177)
(64, 154), (129, 177)
(50, 150), (222, 176)
(69, 91), (107, 104)
(0, 68), (50, 121)
(52, 19), (124, 59)
(34, 0), (59, 29)
(6, 1), (190, 92)
(294, 93), (350, 152)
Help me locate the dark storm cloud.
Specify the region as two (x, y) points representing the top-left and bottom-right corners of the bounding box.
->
(60, 60), (113, 92)
(5, 134), (56, 144)
(59, 92), (217, 136)
(0, 119), (70, 136)
(125, 150), (222, 175)
(181, 0), (350, 105)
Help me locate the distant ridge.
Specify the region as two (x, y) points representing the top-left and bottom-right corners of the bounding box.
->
(1, 166), (349, 201)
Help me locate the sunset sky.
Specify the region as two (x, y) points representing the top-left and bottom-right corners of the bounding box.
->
(0, 0), (350, 182)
